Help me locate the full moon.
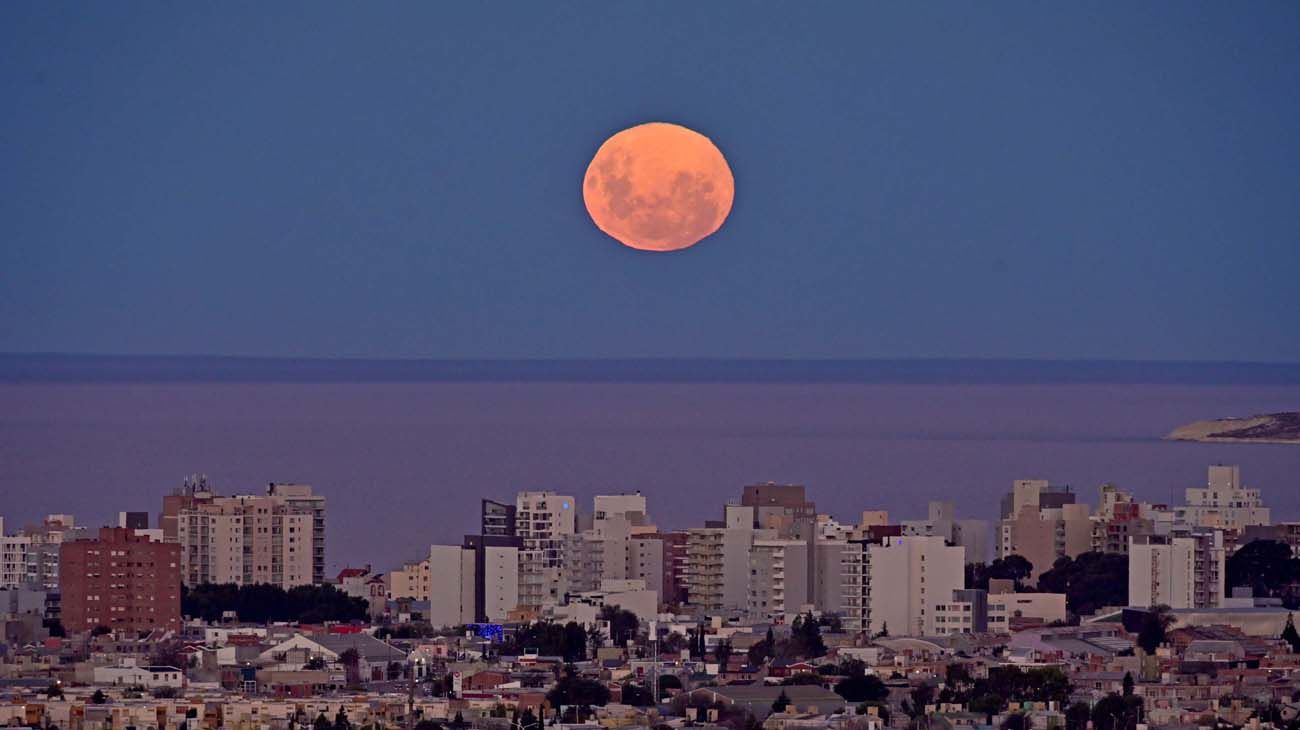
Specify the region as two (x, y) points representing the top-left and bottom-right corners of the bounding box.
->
(583, 122), (734, 252)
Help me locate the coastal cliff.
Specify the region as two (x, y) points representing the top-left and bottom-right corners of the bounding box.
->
(1166, 412), (1300, 444)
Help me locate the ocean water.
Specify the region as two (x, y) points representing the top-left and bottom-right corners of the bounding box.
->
(1, 380), (1298, 572)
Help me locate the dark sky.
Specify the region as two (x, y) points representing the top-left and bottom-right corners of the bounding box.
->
(3, 3), (1298, 361)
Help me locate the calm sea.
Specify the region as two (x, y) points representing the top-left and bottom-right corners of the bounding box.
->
(2, 374), (1298, 572)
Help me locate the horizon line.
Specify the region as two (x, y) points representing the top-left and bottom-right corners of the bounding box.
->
(3, 352), (1300, 385)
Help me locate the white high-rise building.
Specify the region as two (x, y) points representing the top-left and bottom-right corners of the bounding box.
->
(1129, 529), (1225, 609)
(866, 535), (964, 637)
(686, 505), (762, 614)
(515, 491), (576, 609)
(428, 539), (519, 627)
(562, 493), (660, 602)
(1176, 465), (1270, 533)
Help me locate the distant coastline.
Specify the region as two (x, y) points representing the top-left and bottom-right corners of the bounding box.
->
(1166, 412), (1300, 444)
(3, 352), (1300, 385)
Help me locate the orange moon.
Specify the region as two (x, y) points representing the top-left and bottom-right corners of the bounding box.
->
(583, 122), (734, 252)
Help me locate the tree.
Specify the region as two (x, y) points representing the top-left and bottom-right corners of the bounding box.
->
(902, 684), (934, 729)
(1227, 540), (1300, 600)
(620, 683), (654, 707)
(152, 686), (178, 699)
(1283, 613), (1300, 652)
(182, 582), (368, 623)
(413, 722), (443, 730)
(339, 648), (361, 686)
(333, 709), (352, 730)
(518, 709), (540, 730)
(90, 689), (107, 704)
(313, 713), (332, 730)
(1036, 552), (1129, 617)
(1136, 605), (1174, 654)
(561, 622), (588, 663)
(46, 683), (64, 699)
(835, 674), (889, 703)
(547, 665), (611, 721)
(599, 605), (640, 646)
(43, 618), (66, 637)
(657, 674), (682, 700)
(1091, 693), (1143, 730)
(970, 694), (1007, 724)
(91, 624), (112, 637)
(1002, 713), (1032, 730)
(1122, 671), (1134, 697)
(789, 613), (827, 659)
(304, 656), (327, 670)
(782, 673), (823, 686)
(586, 625), (606, 657)
(1065, 702), (1092, 730)
(772, 690), (791, 714)
(661, 631), (686, 654)
(714, 639), (734, 670)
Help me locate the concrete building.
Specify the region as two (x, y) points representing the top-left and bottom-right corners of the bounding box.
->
(175, 484), (325, 589)
(998, 480), (1091, 578)
(1129, 529), (1225, 609)
(686, 506), (761, 614)
(562, 493), (660, 602)
(59, 527), (181, 634)
(1176, 465), (1270, 534)
(902, 501), (990, 564)
(748, 535), (806, 618)
(934, 589), (1067, 636)
(514, 491), (576, 610)
(866, 535), (964, 637)
(0, 515), (88, 590)
(747, 539), (810, 622)
(933, 589), (989, 635)
(428, 536), (519, 627)
(387, 557), (431, 601)
(841, 525), (902, 635)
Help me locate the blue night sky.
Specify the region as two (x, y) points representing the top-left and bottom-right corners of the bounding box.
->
(3, 3), (1299, 361)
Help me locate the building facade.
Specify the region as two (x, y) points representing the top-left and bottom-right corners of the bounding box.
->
(514, 491), (576, 610)
(1129, 530), (1225, 609)
(175, 484), (325, 589)
(867, 535), (964, 637)
(59, 527), (182, 634)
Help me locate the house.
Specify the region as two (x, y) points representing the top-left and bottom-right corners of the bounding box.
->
(257, 633), (407, 682)
(686, 685), (847, 721)
(92, 658), (185, 688)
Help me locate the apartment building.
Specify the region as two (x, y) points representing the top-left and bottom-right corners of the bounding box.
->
(563, 493), (660, 599)
(175, 484), (325, 589)
(841, 525), (902, 635)
(1129, 529), (1226, 609)
(0, 515), (88, 590)
(867, 535), (964, 637)
(428, 536), (519, 627)
(59, 527), (181, 634)
(386, 557), (430, 601)
(514, 491), (576, 609)
(933, 588), (1066, 635)
(686, 505), (760, 614)
(902, 501), (990, 564)
(998, 480), (1091, 578)
(1176, 465), (1270, 534)
(747, 538), (810, 622)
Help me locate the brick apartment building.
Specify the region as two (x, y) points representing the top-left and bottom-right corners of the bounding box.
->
(59, 527), (182, 634)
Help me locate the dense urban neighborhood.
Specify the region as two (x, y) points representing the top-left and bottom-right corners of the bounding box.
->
(5, 466), (1300, 730)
